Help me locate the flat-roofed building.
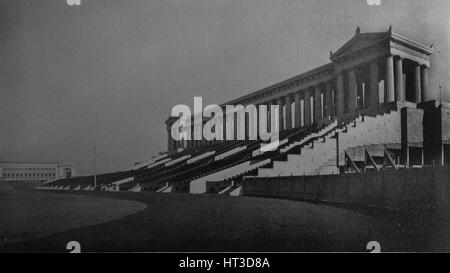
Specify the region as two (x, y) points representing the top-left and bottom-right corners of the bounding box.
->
(0, 162), (75, 182)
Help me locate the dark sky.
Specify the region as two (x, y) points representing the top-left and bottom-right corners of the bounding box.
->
(1, 0), (449, 175)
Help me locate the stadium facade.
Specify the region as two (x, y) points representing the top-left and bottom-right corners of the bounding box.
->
(46, 27), (450, 207)
(166, 26), (434, 153)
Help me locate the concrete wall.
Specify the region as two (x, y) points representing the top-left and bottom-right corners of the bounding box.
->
(171, 181), (190, 193)
(423, 102), (444, 164)
(206, 180), (232, 194)
(402, 107), (424, 145)
(244, 166), (450, 216)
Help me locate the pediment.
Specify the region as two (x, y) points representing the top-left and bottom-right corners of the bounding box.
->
(331, 31), (388, 60)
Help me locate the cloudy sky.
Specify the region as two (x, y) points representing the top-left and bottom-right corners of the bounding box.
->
(1, 0), (449, 174)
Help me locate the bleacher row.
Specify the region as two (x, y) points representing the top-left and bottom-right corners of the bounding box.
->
(45, 106), (405, 195)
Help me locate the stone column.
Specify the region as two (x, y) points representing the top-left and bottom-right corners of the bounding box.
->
(193, 123), (197, 148)
(395, 57), (404, 102)
(325, 82), (333, 118)
(414, 64), (422, 103)
(356, 72), (364, 110)
(200, 122), (205, 147)
(191, 122), (197, 147)
(314, 86), (322, 122)
(186, 118), (192, 149)
(348, 69), (357, 113)
(254, 104), (260, 139)
(167, 130), (173, 152)
(336, 73), (345, 116)
(234, 112), (238, 140)
(369, 61), (379, 108)
(285, 95), (292, 130)
(386, 56), (395, 102)
(225, 112), (231, 141)
(186, 125), (191, 149)
(194, 123), (203, 148)
(222, 112), (227, 141)
(191, 136), (196, 149)
(245, 110), (249, 140)
(216, 112), (223, 142)
(277, 97), (284, 131)
(304, 89), (312, 126)
(421, 66), (430, 102)
(294, 92), (301, 128)
(186, 140), (191, 150)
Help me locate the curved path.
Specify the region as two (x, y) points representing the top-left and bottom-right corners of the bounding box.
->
(0, 183), (444, 252)
(0, 182), (146, 248)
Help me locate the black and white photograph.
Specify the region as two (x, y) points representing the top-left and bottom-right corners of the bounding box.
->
(1, 0), (450, 261)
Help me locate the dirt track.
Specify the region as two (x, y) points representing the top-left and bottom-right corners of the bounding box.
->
(0, 182), (146, 247)
(0, 182), (447, 252)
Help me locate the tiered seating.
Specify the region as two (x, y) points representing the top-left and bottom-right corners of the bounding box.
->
(45, 106), (405, 196)
(126, 124), (311, 194)
(102, 176), (135, 191)
(134, 140), (239, 191)
(133, 153), (169, 170)
(184, 127), (318, 193)
(46, 170), (133, 190)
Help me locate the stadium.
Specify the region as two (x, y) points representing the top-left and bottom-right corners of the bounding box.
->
(44, 26), (450, 197)
(2, 24), (450, 252)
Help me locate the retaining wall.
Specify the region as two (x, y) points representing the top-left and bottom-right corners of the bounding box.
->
(244, 166), (450, 216)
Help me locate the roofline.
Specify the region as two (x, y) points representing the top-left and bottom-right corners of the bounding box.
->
(0, 162), (74, 165)
(166, 62), (334, 122)
(166, 26), (435, 122)
(331, 31), (388, 59)
(223, 62), (334, 106)
(331, 27), (434, 61)
(0, 162), (59, 164)
(391, 31), (435, 55)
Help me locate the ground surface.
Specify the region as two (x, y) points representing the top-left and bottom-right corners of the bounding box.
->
(0, 181), (447, 252)
(0, 181), (146, 247)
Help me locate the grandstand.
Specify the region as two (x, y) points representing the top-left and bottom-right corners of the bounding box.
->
(44, 27), (450, 209)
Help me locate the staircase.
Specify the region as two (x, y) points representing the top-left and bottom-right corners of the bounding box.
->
(190, 158), (271, 193)
(256, 109), (401, 177)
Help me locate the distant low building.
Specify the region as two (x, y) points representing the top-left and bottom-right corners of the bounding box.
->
(0, 162), (76, 182)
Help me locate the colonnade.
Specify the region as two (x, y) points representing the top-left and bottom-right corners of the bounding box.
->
(167, 55), (431, 152)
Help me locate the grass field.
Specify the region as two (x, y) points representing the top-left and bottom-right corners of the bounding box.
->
(0, 181), (447, 252)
